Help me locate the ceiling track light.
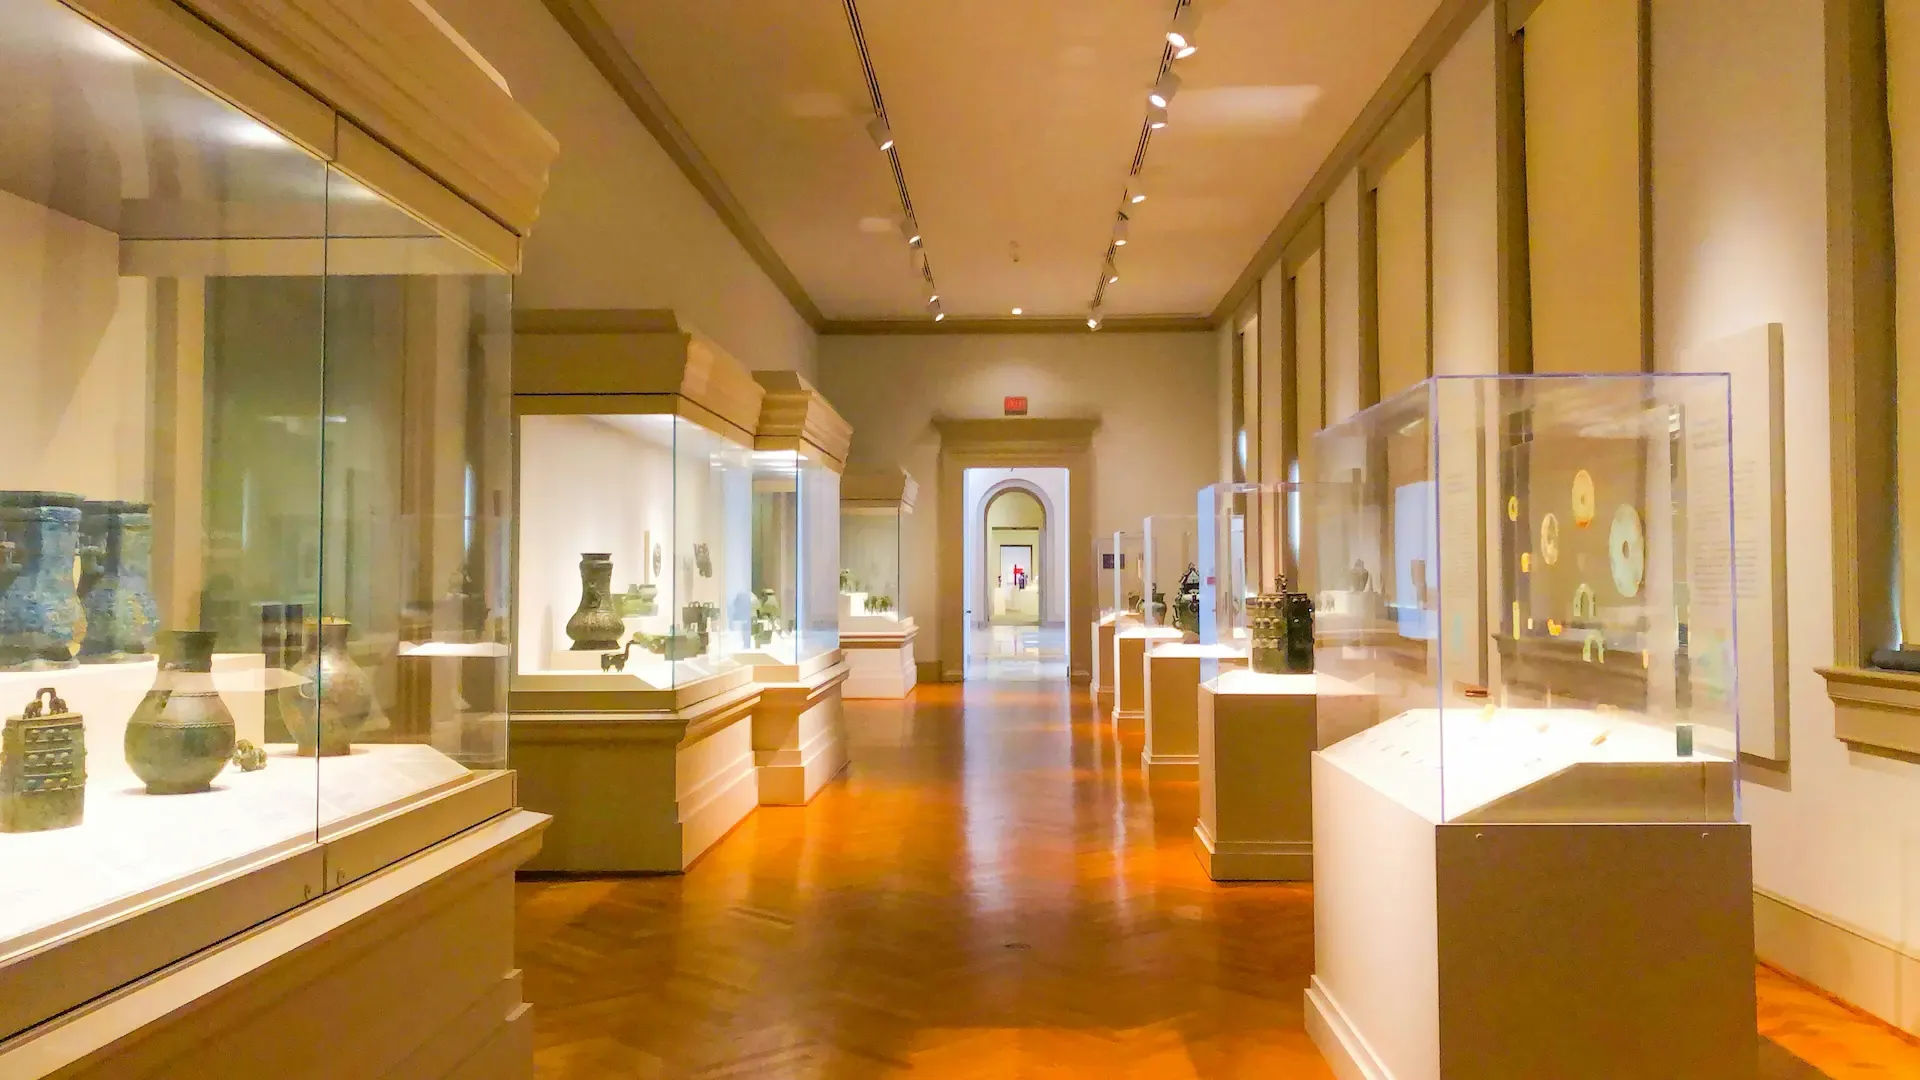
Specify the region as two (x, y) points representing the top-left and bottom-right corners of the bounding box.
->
(1167, 4), (1202, 55)
(927, 293), (940, 305)
(1112, 215), (1130, 246)
(900, 216), (922, 246)
(866, 115), (894, 152)
(1148, 70), (1181, 109)
(1126, 185), (1146, 205)
(1147, 103), (1169, 129)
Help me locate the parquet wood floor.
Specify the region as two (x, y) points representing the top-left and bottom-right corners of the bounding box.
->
(517, 679), (1920, 1079)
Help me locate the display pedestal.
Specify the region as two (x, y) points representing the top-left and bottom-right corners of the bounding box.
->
(1093, 616), (1117, 711)
(1143, 643), (1246, 779)
(841, 623), (918, 699)
(0, 808), (547, 1080)
(510, 683), (761, 872)
(1306, 751), (1755, 1080)
(1113, 627), (1182, 729)
(1194, 670), (1317, 880)
(753, 657), (850, 806)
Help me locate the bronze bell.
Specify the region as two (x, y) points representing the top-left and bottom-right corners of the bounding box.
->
(0, 687), (86, 832)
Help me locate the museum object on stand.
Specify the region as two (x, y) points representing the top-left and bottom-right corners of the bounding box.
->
(0, 1), (557, 1073)
(1303, 374), (1754, 1080)
(510, 310), (770, 874)
(1113, 518), (1191, 728)
(840, 468), (919, 699)
(0, 688), (84, 833)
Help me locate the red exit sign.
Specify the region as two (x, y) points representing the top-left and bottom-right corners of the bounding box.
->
(1004, 396), (1028, 416)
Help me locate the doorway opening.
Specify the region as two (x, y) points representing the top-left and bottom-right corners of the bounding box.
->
(963, 468), (1068, 680)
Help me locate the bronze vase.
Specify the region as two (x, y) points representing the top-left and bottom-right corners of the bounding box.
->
(565, 552), (622, 650)
(293, 619), (374, 757)
(125, 630), (235, 794)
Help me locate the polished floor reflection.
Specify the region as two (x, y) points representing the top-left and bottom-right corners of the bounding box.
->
(517, 681), (1919, 1078)
(965, 624), (1068, 681)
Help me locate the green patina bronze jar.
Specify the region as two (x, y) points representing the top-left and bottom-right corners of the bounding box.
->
(0, 687), (85, 832)
(125, 629), (235, 794)
(1249, 575), (1316, 675)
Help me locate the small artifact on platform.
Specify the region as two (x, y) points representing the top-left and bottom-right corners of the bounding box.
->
(1171, 564), (1201, 635)
(231, 739), (267, 772)
(1571, 469), (1596, 528)
(693, 543), (713, 579)
(0, 687), (85, 832)
(1248, 575), (1315, 675)
(1540, 513), (1561, 566)
(125, 630), (235, 794)
(565, 553), (623, 651)
(1590, 730), (1611, 747)
(615, 583), (658, 618)
(1348, 559), (1370, 592)
(1675, 723), (1694, 758)
(1609, 503), (1646, 598)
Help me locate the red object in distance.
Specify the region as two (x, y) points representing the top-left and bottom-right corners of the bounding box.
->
(1004, 396), (1028, 416)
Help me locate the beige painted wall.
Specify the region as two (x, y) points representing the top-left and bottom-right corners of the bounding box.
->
(1524, 0), (1643, 375)
(1375, 136), (1430, 399)
(1325, 171), (1365, 424)
(1650, 0), (1897, 996)
(1430, 3), (1500, 378)
(430, 0), (818, 378)
(817, 332), (1218, 662)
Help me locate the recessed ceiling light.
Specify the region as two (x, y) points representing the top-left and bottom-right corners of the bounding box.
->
(1127, 185), (1147, 204)
(1147, 103), (1169, 129)
(1148, 71), (1182, 109)
(1168, 5), (1202, 53)
(866, 115), (895, 151)
(1012, 308), (1023, 316)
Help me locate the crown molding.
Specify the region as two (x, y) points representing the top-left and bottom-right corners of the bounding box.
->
(819, 314), (1215, 336)
(542, 0), (826, 329)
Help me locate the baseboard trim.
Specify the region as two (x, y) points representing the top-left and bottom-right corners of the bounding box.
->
(1753, 886), (1920, 1036)
(1305, 976), (1394, 1080)
(1141, 750), (1199, 780)
(1113, 708), (1144, 723)
(1192, 821), (1311, 882)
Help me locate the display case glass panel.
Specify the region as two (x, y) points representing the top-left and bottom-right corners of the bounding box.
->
(1093, 535), (1117, 621)
(1112, 530), (1144, 625)
(842, 502), (908, 629)
(1142, 514), (1199, 635)
(1310, 374), (1738, 824)
(0, 0), (517, 1026)
(746, 449), (839, 666)
(515, 412), (752, 693)
(1199, 481), (1304, 649)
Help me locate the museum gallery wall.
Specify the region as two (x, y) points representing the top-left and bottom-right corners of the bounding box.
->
(1232, 0), (1902, 1035)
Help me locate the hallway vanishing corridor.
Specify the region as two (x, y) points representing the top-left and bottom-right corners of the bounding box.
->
(517, 683), (1919, 1079)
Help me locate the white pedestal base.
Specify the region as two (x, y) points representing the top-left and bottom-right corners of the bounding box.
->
(1092, 618), (1116, 711)
(0, 809), (548, 1080)
(511, 684), (761, 872)
(754, 661), (850, 806)
(1310, 751), (1756, 1079)
(1113, 627), (1181, 728)
(841, 629), (918, 699)
(1144, 643), (1246, 780)
(1195, 670), (1318, 881)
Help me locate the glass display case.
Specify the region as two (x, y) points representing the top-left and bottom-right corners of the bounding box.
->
(1112, 530), (1145, 625)
(841, 469), (915, 633)
(743, 449), (839, 669)
(513, 409), (753, 699)
(1309, 374), (1739, 824)
(1142, 514), (1200, 637)
(0, 0), (520, 1037)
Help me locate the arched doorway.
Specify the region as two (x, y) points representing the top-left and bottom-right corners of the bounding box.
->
(979, 482), (1050, 627)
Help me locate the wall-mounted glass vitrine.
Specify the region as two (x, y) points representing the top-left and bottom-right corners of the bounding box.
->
(1143, 514), (1199, 637)
(841, 469), (916, 633)
(0, 0), (528, 1039)
(511, 317), (760, 708)
(1310, 374), (1739, 824)
(742, 371), (849, 677)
